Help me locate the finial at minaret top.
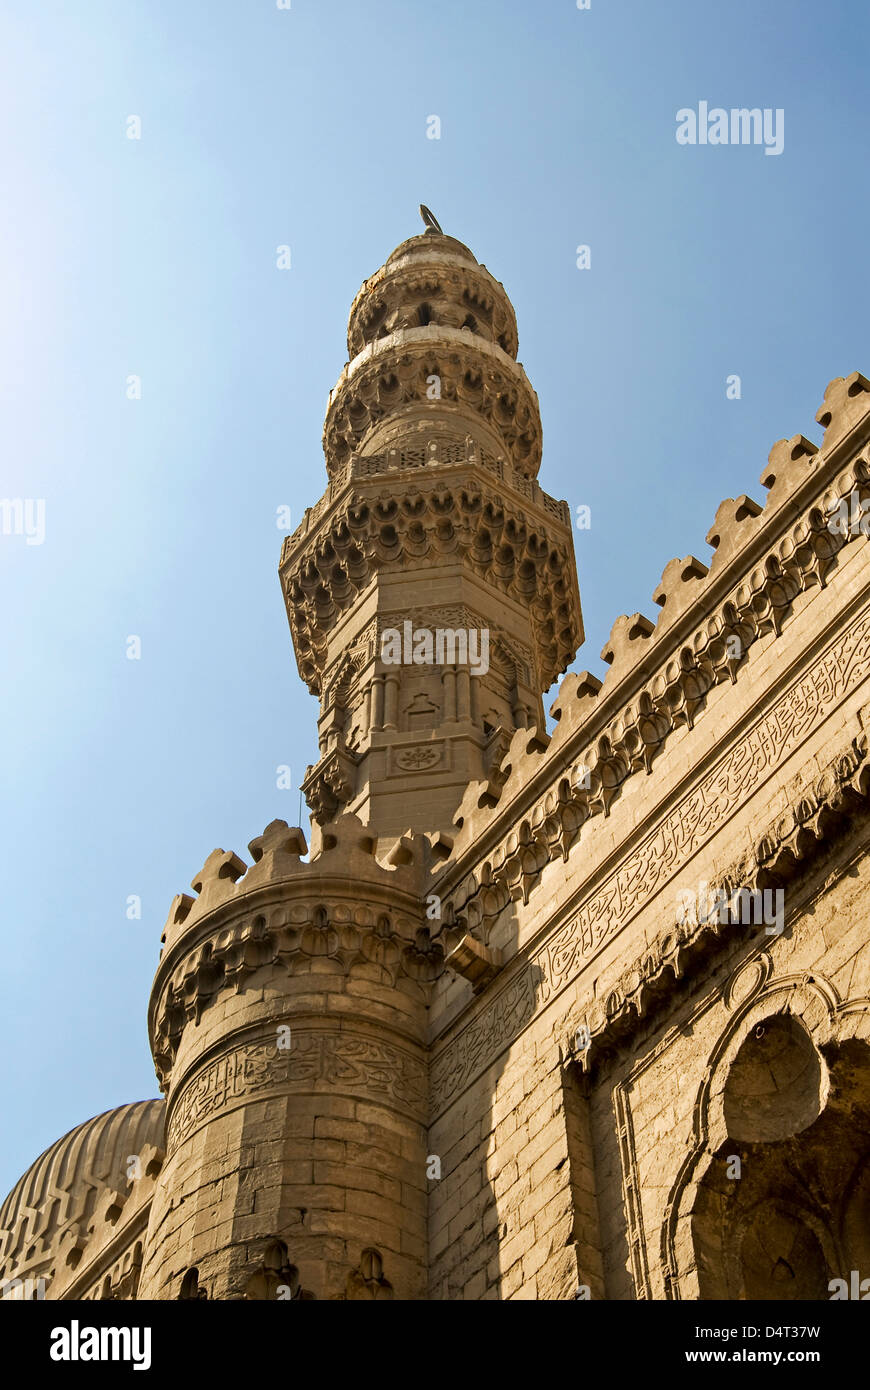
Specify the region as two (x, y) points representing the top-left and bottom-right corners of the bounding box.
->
(419, 203), (443, 235)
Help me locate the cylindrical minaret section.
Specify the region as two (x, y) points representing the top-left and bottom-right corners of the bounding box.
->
(324, 232), (543, 478)
(139, 820), (442, 1301)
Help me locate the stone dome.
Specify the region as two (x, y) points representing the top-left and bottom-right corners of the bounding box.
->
(0, 1099), (164, 1286)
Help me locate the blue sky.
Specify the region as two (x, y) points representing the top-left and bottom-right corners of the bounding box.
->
(1, 0), (868, 1197)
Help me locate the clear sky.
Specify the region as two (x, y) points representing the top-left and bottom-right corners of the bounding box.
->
(1, 0), (868, 1198)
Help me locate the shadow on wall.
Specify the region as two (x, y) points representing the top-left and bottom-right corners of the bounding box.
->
(692, 1023), (870, 1299)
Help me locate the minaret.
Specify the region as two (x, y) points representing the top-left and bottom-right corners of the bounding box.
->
(137, 219), (582, 1303)
(281, 215), (583, 840)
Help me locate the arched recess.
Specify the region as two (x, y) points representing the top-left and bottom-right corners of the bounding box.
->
(321, 655), (360, 750)
(346, 1248), (393, 1300)
(178, 1267), (207, 1300)
(245, 1240), (314, 1301)
(487, 637), (530, 732)
(662, 961), (870, 1300)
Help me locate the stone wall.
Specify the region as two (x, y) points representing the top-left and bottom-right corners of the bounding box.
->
(424, 404), (870, 1298)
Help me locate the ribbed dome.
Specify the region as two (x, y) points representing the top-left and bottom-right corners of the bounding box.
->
(0, 1099), (164, 1282)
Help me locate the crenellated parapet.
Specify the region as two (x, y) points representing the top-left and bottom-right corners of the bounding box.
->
(150, 814), (443, 1091)
(431, 372), (870, 954)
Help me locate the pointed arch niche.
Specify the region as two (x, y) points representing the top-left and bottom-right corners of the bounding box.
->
(663, 962), (870, 1300)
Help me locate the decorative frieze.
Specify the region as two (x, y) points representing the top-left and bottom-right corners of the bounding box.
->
(346, 243), (519, 361)
(563, 727), (870, 1068)
(166, 1031), (427, 1151)
(443, 448), (870, 934)
(431, 631), (870, 1115)
(152, 890), (442, 1088)
(282, 472), (579, 695)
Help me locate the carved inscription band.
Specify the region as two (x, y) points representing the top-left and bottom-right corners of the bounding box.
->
(167, 1031), (427, 1151)
(430, 605), (870, 1115)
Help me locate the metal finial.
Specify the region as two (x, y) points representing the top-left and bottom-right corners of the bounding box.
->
(419, 204), (443, 235)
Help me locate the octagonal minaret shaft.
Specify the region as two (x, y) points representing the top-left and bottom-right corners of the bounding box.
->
(280, 217), (583, 841)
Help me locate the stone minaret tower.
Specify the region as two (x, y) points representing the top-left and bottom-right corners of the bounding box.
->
(282, 222), (583, 839)
(138, 219), (582, 1301)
